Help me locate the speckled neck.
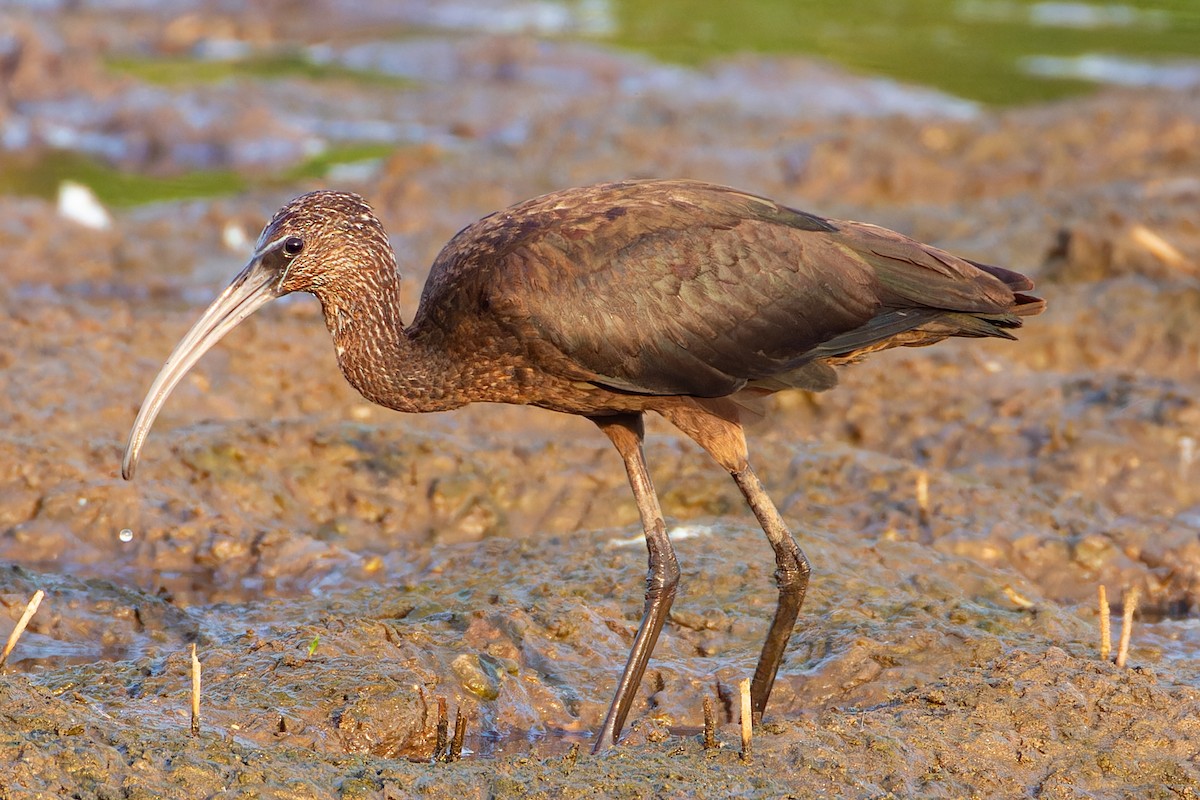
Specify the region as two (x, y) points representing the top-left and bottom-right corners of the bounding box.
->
(314, 256), (467, 414)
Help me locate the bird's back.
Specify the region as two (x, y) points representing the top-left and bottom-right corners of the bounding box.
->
(412, 180), (1043, 400)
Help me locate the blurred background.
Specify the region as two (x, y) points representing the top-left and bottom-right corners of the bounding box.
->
(3, 0), (1199, 204)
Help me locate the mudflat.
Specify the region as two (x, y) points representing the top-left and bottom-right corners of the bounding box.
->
(1, 6), (1198, 798)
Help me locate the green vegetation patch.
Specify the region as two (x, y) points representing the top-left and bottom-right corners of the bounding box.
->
(0, 150), (246, 208)
(0, 143), (406, 207)
(107, 50), (414, 88)
(607, 0), (1200, 105)
(284, 143), (399, 182)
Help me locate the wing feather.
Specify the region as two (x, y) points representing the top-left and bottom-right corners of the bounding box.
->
(418, 180), (1033, 398)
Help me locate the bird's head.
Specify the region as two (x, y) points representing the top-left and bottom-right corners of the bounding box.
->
(121, 191), (393, 480)
(256, 190), (394, 296)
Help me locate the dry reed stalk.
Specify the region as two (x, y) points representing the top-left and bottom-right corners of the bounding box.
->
(190, 643), (201, 736)
(0, 589), (44, 669)
(739, 677), (752, 762)
(449, 707), (467, 762)
(1116, 585), (1140, 669)
(435, 696), (449, 759)
(703, 695), (716, 750)
(916, 470), (930, 533)
(1098, 585), (1111, 662)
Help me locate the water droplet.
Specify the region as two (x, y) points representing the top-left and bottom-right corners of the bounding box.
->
(119, 529), (134, 543)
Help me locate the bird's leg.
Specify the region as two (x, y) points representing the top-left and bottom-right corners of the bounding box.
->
(729, 463), (810, 722)
(590, 412), (680, 753)
(657, 400), (810, 723)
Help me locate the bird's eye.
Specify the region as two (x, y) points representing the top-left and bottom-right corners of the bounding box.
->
(282, 237), (305, 258)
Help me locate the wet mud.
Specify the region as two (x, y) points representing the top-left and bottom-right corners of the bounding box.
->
(2, 4), (1200, 798)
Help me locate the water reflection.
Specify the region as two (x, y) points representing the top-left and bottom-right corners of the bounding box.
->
(1021, 52), (1200, 88)
(959, 1), (1170, 30)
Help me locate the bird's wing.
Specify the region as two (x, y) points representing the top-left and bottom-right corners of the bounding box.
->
(428, 181), (1023, 397)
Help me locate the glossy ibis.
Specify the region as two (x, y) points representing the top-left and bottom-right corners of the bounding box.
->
(122, 179), (1043, 752)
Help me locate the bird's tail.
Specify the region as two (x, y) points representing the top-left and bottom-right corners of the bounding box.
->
(968, 259), (1046, 317)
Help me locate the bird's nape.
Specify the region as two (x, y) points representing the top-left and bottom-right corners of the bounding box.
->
(121, 253), (285, 479)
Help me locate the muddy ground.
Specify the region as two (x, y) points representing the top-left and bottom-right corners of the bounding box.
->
(2, 4), (1200, 799)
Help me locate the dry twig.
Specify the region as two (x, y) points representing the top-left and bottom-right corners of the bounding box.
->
(1129, 224), (1194, 273)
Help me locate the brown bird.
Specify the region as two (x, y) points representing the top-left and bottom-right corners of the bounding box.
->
(122, 179), (1043, 752)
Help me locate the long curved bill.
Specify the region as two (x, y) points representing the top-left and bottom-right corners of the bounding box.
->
(122, 257), (284, 480)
